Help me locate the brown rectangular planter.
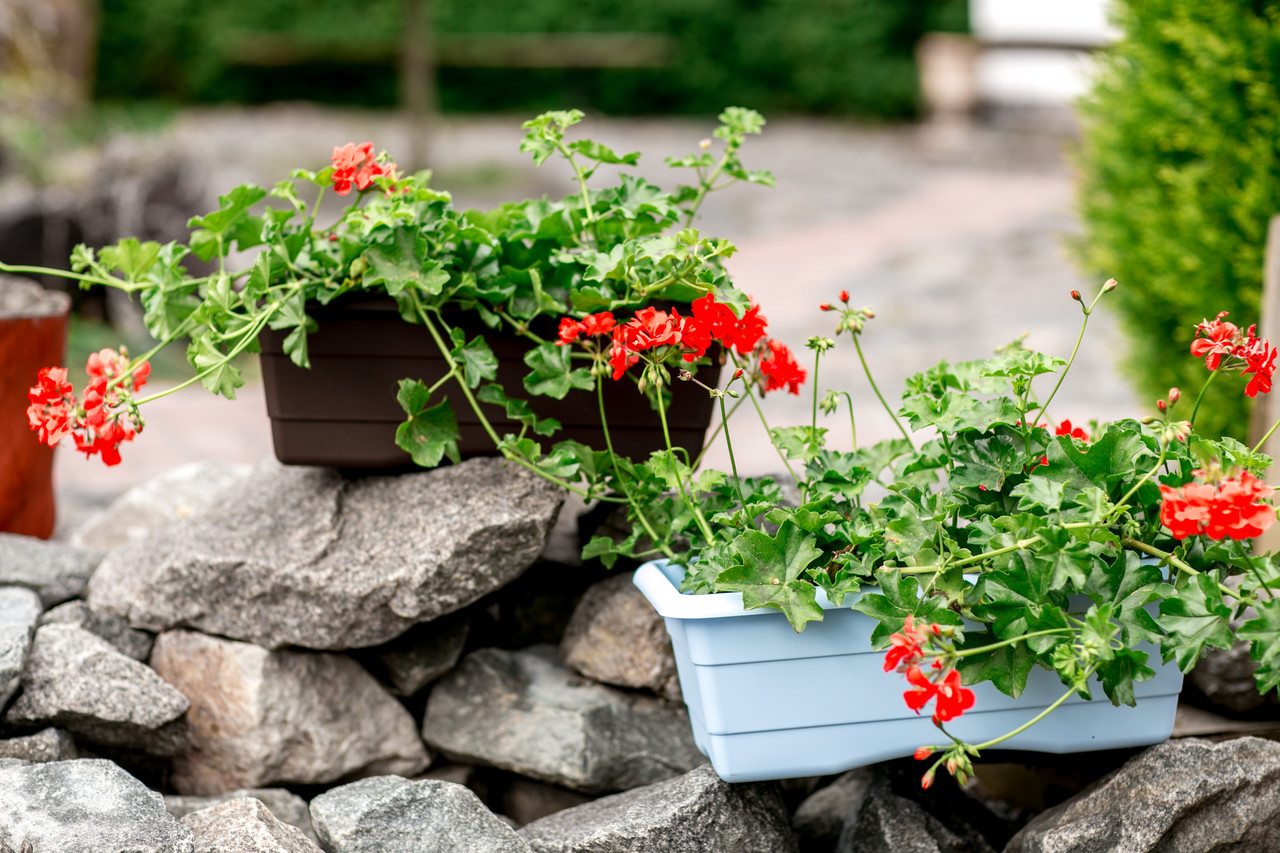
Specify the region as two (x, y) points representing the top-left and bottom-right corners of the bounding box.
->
(259, 296), (721, 469)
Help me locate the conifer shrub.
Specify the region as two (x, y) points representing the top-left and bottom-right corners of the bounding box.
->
(1075, 0), (1280, 439)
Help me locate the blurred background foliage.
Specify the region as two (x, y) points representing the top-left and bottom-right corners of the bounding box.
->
(1074, 0), (1280, 441)
(94, 0), (967, 118)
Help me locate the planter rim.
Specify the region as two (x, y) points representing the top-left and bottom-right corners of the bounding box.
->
(633, 559), (853, 619)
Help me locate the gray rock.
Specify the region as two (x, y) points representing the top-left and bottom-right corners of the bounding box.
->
(424, 646), (703, 794)
(309, 775), (531, 853)
(4, 623), (189, 755)
(518, 764), (797, 853)
(40, 599), (154, 661)
(0, 758), (193, 852)
(359, 614), (469, 697)
(0, 728), (77, 762)
(793, 769), (873, 853)
(1188, 639), (1278, 713)
(0, 533), (101, 607)
(835, 780), (995, 853)
(560, 574), (681, 700)
(0, 587), (41, 710)
(166, 789), (316, 844)
(87, 459), (565, 650)
(150, 629), (428, 796)
(180, 797), (322, 853)
(71, 460), (253, 551)
(1005, 737), (1280, 852)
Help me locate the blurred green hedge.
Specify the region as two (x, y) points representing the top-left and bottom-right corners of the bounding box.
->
(94, 0), (966, 118)
(1075, 0), (1280, 441)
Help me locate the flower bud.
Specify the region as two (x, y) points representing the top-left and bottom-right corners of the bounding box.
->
(863, 308), (876, 319)
(699, 138), (711, 150)
(913, 746), (933, 761)
(1103, 278), (1118, 292)
(839, 289), (849, 303)
(1168, 387), (1181, 405)
(678, 369), (693, 382)
(1157, 399), (1167, 412)
(820, 303), (832, 312)
(732, 368), (744, 380)
(1070, 289), (1081, 301)
(921, 770), (935, 790)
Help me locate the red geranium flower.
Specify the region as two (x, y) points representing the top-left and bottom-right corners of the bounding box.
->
(758, 340), (806, 395)
(26, 367), (77, 446)
(1055, 419), (1089, 441)
(331, 142), (396, 196)
(1191, 312), (1239, 371)
(903, 666), (938, 714)
(932, 669), (975, 723)
(884, 615), (927, 673)
(1159, 470), (1276, 540)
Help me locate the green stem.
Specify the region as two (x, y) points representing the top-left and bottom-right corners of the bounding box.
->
(1188, 368), (1221, 429)
(735, 355), (802, 486)
(952, 628), (1074, 658)
(844, 391), (858, 452)
(719, 393), (748, 510)
(1029, 288), (1103, 426)
(0, 261), (130, 291)
(653, 366), (716, 543)
(683, 145), (735, 227)
(852, 333), (913, 448)
(1106, 447), (1169, 523)
(1252, 413), (1280, 455)
(969, 668), (1097, 752)
(598, 372), (679, 561)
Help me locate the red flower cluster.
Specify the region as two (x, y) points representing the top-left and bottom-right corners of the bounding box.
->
(26, 349), (150, 466)
(905, 667), (975, 724)
(1191, 312), (1278, 398)
(331, 142), (396, 196)
(1159, 470), (1276, 540)
(882, 616), (976, 725)
(1054, 419), (1089, 441)
(557, 294), (803, 394)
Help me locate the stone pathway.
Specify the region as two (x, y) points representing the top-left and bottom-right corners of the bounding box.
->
(51, 105), (1134, 532)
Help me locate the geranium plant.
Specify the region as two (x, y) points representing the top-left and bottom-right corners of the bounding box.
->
(8, 107), (773, 469)
(544, 280), (1280, 788)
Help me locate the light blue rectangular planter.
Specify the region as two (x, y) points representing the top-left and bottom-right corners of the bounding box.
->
(633, 559), (1184, 783)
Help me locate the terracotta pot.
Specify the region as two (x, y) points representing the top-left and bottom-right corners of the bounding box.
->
(0, 276), (71, 538)
(259, 296), (721, 469)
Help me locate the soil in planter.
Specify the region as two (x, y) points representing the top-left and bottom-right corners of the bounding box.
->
(259, 295), (721, 469)
(0, 275), (71, 538)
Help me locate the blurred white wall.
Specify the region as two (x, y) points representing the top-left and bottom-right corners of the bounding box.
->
(970, 0), (1118, 108)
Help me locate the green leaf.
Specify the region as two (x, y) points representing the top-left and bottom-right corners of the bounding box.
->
(950, 435), (1024, 491)
(522, 342), (595, 399)
(476, 383), (559, 436)
(716, 520), (827, 631)
(1238, 597), (1280, 694)
(98, 238), (162, 282)
(770, 426), (827, 465)
(852, 570), (964, 647)
(1158, 573), (1235, 670)
(394, 381), (461, 468)
(955, 633), (1038, 698)
(449, 331), (498, 389)
(188, 184), (267, 237)
(567, 139), (641, 166)
(364, 228), (450, 297)
(187, 336), (244, 400)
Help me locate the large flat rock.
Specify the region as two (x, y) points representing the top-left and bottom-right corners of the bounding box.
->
(87, 459), (565, 650)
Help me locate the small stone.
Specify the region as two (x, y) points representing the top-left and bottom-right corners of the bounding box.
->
(0, 587), (42, 710)
(1005, 737), (1280, 852)
(88, 459), (565, 650)
(835, 779), (995, 853)
(165, 789), (316, 844)
(71, 460), (253, 551)
(1188, 639), (1278, 713)
(180, 797), (322, 853)
(357, 614), (469, 697)
(150, 629), (428, 795)
(792, 769), (873, 852)
(4, 623), (189, 755)
(0, 758), (193, 852)
(309, 775), (531, 853)
(518, 764), (796, 852)
(40, 599), (154, 661)
(424, 646), (703, 794)
(0, 728), (77, 762)
(560, 573), (681, 700)
(0, 533), (101, 608)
